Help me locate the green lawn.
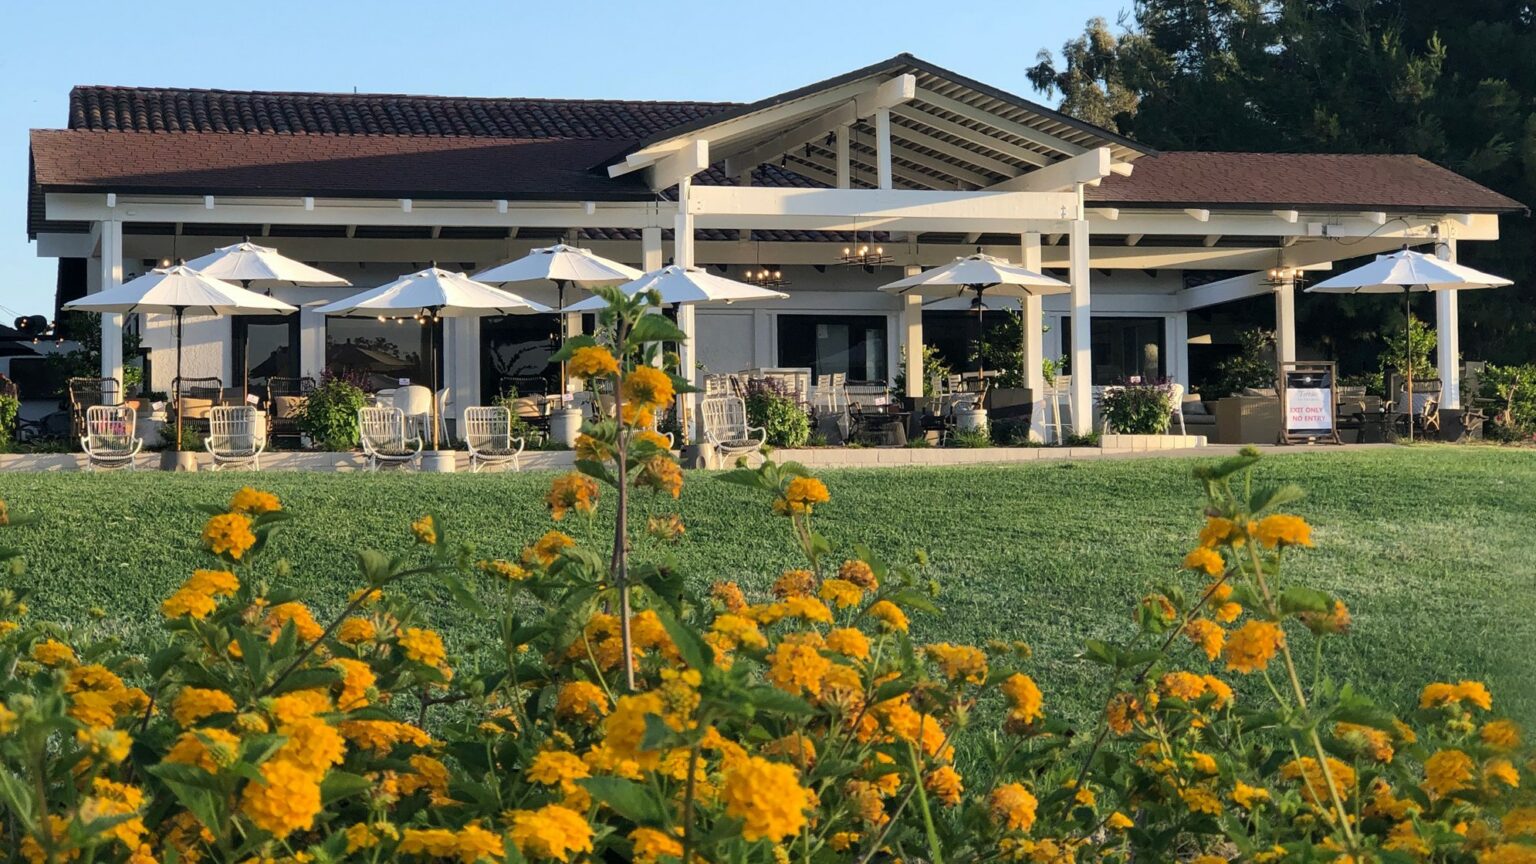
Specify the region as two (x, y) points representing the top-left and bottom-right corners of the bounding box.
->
(2, 445), (1533, 724)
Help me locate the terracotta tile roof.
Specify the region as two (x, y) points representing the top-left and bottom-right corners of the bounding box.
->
(68, 85), (736, 139)
(1089, 151), (1525, 214)
(30, 130), (651, 200)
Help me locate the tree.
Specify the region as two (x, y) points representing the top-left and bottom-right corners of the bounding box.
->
(1031, 1), (1536, 368)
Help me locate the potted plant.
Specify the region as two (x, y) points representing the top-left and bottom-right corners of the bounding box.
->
(1098, 378), (1188, 449)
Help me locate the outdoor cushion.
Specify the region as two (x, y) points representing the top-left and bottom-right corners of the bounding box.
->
(1182, 395), (1209, 415)
(272, 395), (308, 418)
(1240, 387), (1278, 398)
(179, 397), (214, 419)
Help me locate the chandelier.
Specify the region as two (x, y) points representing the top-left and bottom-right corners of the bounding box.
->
(1264, 262), (1305, 287)
(839, 230), (892, 268)
(742, 265), (788, 287)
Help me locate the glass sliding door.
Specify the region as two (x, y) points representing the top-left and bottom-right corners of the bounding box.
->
(1054, 316), (1168, 384)
(232, 315), (300, 391)
(776, 314), (888, 383)
(480, 314), (561, 400)
(325, 316), (441, 392)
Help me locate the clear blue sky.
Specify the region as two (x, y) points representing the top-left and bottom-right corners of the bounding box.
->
(0, 0), (1129, 318)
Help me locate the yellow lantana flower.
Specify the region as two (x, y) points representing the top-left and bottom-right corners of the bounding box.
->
(721, 755), (811, 842)
(1222, 620), (1284, 674)
(568, 346), (619, 379)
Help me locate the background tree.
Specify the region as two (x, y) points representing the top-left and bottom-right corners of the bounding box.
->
(1030, 1), (1535, 369)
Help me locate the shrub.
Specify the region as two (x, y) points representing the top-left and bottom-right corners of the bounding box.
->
(297, 373), (368, 450)
(949, 425), (992, 447)
(895, 344), (954, 397)
(0, 393), (19, 452)
(744, 378), (811, 448)
(1099, 380), (1175, 434)
(1482, 363), (1536, 440)
(156, 422), (205, 452)
(1379, 316), (1438, 387)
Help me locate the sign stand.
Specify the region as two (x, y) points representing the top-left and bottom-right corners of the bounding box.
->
(1277, 361), (1341, 445)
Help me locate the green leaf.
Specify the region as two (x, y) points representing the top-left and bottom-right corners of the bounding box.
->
(641, 713), (684, 752)
(321, 771), (374, 804)
(655, 608), (710, 671)
(1277, 586), (1331, 616)
(1080, 639), (1119, 666)
(714, 469), (765, 490)
(629, 314), (688, 344)
(747, 686), (815, 716)
(438, 574), (489, 617)
(574, 459), (618, 488)
(1249, 483), (1305, 514)
(356, 549), (395, 585)
(579, 776), (667, 826)
(270, 666), (343, 694)
(549, 334), (599, 362)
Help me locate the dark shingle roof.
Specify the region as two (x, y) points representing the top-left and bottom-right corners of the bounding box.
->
(1089, 152), (1525, 214)
(68, 85), (736, 139)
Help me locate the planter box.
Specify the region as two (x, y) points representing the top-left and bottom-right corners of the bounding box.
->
(1100, 433), (1208, 451)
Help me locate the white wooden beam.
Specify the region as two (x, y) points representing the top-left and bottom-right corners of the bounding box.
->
(204, 195), (215, 209)
(303, 196), (315, 211)
(987, 147), (1111, 193)
(400, 198), (412, 213)
(1089, 207), (1120, 221)
(782, 156), (841, 188)
(1124, 233), (1143, 246)
(1202, 234), (1221, 247)
(685, 185), (1078, 232)
(1184, 208), (1210, 222)
(1362, 211), (1388, 225)
(796, 149), (962, 192)
(886, 123), (1023, 178)
(835, 126), (851, 189)
(963, 232), (982, 244)
(890, 106), (1052, 168)
(814, 139), (995, 189)
(647, 139), (711, 192)
(1108, 162), (1134, 177)
(915, 88), (1088, 156)
(722, 103), (857, 178)
(1272, 209), (1298, 223)
(875, 108), (893, 190)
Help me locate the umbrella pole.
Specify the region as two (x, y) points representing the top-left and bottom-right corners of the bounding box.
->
(240, 280), (253, 405)
(975, 287), (986, 380)
(1404, 287), (1413, 443)
(175, 308), (185, 452)
(429, 309), (440, 451)
(557, 280), (568, 403)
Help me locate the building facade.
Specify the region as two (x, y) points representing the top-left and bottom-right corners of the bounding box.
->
(26, 55), (1523, 432)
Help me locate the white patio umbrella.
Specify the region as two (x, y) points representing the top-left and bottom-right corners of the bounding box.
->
(315, 266), (551, 451)
(880, 253), (1069, 376)
(63, 265), (297, 449)
(184, 240), (352, 292)
(564, 264), (790, 311)
(182, 240), (351, 399)
(1306, 247), (1511, 440)
(473, 244), (642, 395)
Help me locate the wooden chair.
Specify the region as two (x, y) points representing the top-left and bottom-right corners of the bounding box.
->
(80, 404), (141, 471)
(462, 406), (525, 473)
(206, 405), (266, 471)
(358, 406), (422, 471)
(265, 377), (315, 442)
(701, 395), (765, 460)
(173, 376), (225, 422)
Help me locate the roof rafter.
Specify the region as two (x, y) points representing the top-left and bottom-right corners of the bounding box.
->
(890, 106), (1052, 168)
(914, 88), (1087, 158)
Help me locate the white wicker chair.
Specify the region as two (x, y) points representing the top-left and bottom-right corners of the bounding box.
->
(701, 396), (765, 460)
(206, 406), (266, 471)
(462, 406), (525, 473)
(80, 405), (142, 471)
(358, 406), (422, 471)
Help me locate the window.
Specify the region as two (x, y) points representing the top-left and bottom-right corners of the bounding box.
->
(325, 317), (440, 392)
(480, 314), (561, 400)
(1056, 316), (1168, 384)
(777, 315), (888, 382)
(232, 315), (299, 390)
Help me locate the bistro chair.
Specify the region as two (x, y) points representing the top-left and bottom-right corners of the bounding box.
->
(701, 395), (765, 461)
(173, 376), (225, 426)
(1045, 375), (1073, 444)
(462, 406), (525, 473)
(265, 377), (315, 443)
(391, 385), (444, 444)
(67, 376), (121, 441)
(80, 404), (141, 471)
(357, 406), (422, 471)
(205, 405), (267, 471)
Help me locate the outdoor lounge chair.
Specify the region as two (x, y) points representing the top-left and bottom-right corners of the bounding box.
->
(80, 404), (141, 471)
(67, 376), (121, 441)
(265, 377), (315, 443)
(462, 406), (525, 473)
(205, 405), (266, 471)
(358, 406), (422, 471)
(701, 395), (765, 461)
(173, 376), (225, 422)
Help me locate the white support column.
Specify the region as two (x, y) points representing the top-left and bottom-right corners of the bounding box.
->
(875, 108), (893, 190)
(1436, 237), (1461, 409)
(445, 316), (479, 431)
(1069, 218), (1092, 435)
(97, 217), (124, 384)
(641, 226), (663, 271)
(835, 126), (852, 189)
(1274, 280), (1297, 365)
(675, 178), (697, 441)
(299, 306), (326, 381)
(902, 264), (923, 398)
(1020, 233), (1046, 441)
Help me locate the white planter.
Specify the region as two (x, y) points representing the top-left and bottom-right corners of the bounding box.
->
(955, 407), (989, 433)
(548, 407), (584, 448)
(1100, 433), (1208, 451)
(420, 450), (457, 473)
